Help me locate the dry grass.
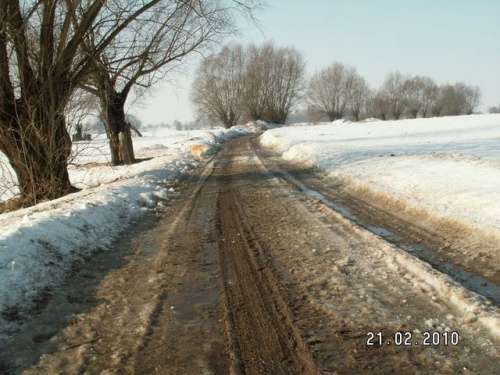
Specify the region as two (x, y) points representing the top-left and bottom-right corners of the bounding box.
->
(0, 197), (31, 214)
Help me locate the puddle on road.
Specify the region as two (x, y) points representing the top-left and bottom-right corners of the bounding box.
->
(278, 170), (500, 308)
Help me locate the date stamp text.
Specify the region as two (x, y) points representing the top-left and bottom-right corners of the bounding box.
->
(366, 331), (460, 347)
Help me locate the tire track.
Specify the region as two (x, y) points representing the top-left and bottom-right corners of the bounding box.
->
(216, 185), (319, 375)
(216, 136), (499, 374)
(129, 159), (229, 374)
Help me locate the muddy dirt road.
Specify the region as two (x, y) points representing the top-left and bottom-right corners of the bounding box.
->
(3, 135), (499, 374)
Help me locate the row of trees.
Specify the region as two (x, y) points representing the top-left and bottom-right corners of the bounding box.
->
(310, 69), (481, 122)
(367, 72), (481, 121)
(192, 44), (483, 127)
(0, 0), (259, 207)
(191, 43), (305, 127)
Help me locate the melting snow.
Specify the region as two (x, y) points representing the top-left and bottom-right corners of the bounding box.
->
(0, 125), (255, 341)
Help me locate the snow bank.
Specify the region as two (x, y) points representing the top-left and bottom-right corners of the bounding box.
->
(0, 125), (254, 341)
(260, 114), (500, 237)
(245, 120), (279, 131)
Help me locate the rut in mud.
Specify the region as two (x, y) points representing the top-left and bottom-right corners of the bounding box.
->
(4, 135), (499, 374)
(215, 162), (318, 375)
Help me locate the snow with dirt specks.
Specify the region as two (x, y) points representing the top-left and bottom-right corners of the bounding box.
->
(0, 125), (255, 342)
(260, 114), (500, 237)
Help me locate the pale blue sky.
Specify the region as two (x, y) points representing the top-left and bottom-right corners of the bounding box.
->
(132, 0), (500, 124)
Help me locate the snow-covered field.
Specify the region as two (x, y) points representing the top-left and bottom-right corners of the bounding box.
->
(0, 125), (256, 341)
(261, 114), (500, 239)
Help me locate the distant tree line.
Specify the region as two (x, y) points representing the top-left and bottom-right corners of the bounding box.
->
(488, 104), (500, 114)
(192, 44), (485, 127)
(365, 72), (481, 121)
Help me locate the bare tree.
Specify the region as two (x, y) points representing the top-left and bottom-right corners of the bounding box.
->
(191, 44), (247, 128)
(488, 104), (500, 114)
(431, 85), (451, 117)
(0, 1), (172, 205)
(432, 82), (481, 116)
(379, 71), (408, 120)
(402, 76), (426, 118)
(368, 91), (390, 120)
(0, 0), (261, 206)
(462, 84), (481, 115)
(348, 75), (371, 121)
(125, 114), (143, 137)
(0, 1), (125, 205)
(307, 62), (358, 121)
(83, 1), (260, 165)
(306, 105), (329, 123)
(245, 43), (305, 124)
(419, 77), (439, 118)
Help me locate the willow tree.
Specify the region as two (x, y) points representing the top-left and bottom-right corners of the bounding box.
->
(0, 1), (165, 205)
(191, 44), (247, 128)
(379, 71), (409, 120)
(0, 0), (260, 205)
(348, 75), (371, 121)
(245, 43), (305, 124)
(307, 62), (359, 121)
(84, 1), (258, 165)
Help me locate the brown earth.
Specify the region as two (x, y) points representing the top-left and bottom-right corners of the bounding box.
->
(2, 135), (498, 374)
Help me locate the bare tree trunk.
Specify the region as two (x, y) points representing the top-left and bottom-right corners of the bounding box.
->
(121, 123), (135, 164)
(0, 106), (74, 205)
(276, 109), (288, 125)
(0, 0), (108, 206)
(106, 131), (121, 166)
(352, 110), (360, 122)
(409, 109), (418, 118)
(100, 88), (135, 165)
(327, 111), (344, 121)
